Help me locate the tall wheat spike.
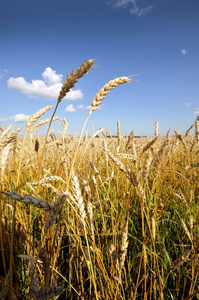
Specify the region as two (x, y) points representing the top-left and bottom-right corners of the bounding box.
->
(155, 121), (159, 138)
(185, 124), (195, 137)
(58, 59), (95, 103)
(119, 218), (129, 269)
(2, 190), (53, 212)
(90, 77), (130, 112)
(43, 194), (67, 237)
(27, 105), (54, 129)
(0, 125), (12, 138)
(117, 120), (121, 149)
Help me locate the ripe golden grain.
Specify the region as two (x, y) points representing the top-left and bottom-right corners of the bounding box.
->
(91, 77), (130, 112)
(27, 105), (53, 129)
(58, 59), (95, 103)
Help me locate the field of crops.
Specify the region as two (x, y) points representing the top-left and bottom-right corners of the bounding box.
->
(0, 59), (199, 299)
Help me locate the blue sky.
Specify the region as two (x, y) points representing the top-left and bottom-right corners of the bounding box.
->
(0, 0), (199, 136)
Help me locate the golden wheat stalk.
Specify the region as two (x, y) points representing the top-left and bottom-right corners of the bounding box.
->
(174, 191), (189, 208)
(185, 124), (195, 137)
(91, 77), (130, 112)
(0, 124), (12, 138)
(32, 117), (59, 132)
(152, 136), (169, 169)
(0, 134), (17, 175)
(2, 190), (53, 212)
(43, 194), (67, 237)
(155, 121), (159, 138)
(0, 128), (21, 149)
(141, 136), (158, 155)
(27, 105), (54, 129)
(116, 153), (136, 162)
(29, 176), (67, 186)
(107, 147), (145, 199)
(181, 218), (193, 243)
(117, 120), (121, 148)
(119, 218), (129, 269)
(126, 129), (134, 152)
(71, 172), (86, 222)
(58, 59), (95, 103)
(142, 152), (151, 181)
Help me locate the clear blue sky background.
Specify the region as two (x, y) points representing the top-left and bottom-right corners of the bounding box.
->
(0, 0), (199, 136)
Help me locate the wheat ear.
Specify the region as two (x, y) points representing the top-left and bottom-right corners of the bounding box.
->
(126, 129), (134, 152)
(170, 249), (191, 271)
(2, 189), (53, 212)
(119, 218), (129, 269)
(27, 105), (53, 129)
(58, 59), (95, 103)
(43, 194), (67, 237)
(0, 128), (21, 149)
(117, 120), (121, 149)
(141, 136), (158, 155)
(91, 77), (130, 112)
(155, 121), (159, 137)
(32, 117), (59, 131)
(185, 124), (195, 137)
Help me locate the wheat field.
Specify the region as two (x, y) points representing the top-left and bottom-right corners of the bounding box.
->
(0, 59), (199, 299)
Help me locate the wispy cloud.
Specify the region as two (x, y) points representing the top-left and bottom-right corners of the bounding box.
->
(194, 108), (199, 115)
(65, 104), (77, 112)
(0, 69), (8, 80)
(7, 67), (83, 100)
(77, 104), (103, 110)
(186, 102), (191, 106)
(0, 117), (8, 123)
(0, 113), (30, 123)
(181, 49), (187, 55)
(110, 0), (153, 17)
(77, 105), (84, 109)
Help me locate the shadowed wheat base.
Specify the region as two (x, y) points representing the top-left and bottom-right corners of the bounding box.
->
(0, 59), (199, 300)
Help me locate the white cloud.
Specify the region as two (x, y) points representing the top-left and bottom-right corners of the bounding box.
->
(111, 0), (153, 16)
(130, 4), (153, 16)
(194, 109), (199, 115)
(186, 102), (191, 106)
(42, 67), (63, 86)
(181, 49), (187, 55)
(65, 104), (76, 112)
(12, 113), (30, 122)
(76, 104), (103, 110)
(0, 113), (30, 123)
(7, 67), (83, 100)
(77, 105), (84, 109)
